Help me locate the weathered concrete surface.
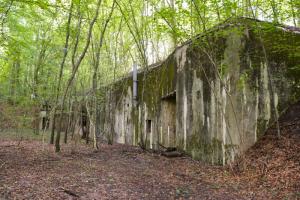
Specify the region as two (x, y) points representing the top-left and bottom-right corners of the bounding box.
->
(99, 18), (300, 164)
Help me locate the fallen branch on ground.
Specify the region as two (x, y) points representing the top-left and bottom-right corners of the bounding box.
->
(157, 142), (183, 157)
(58, 187), (79, 197)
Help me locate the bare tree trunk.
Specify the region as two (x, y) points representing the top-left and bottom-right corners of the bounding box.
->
(90, 0), (116, 150)
(9, 57), (20, 105)
(270, 0), (279, 24)
(50, 2), (73, 144)
(71, 105), (82, 154)
(64, 97), (73, 144)
(55, 0), (102, 152)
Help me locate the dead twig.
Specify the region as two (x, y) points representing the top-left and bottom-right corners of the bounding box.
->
(58, 187), (79, 198)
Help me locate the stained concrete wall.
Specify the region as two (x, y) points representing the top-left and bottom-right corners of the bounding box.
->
(99, 18), (300, 164)
(100, 58), (177, 148)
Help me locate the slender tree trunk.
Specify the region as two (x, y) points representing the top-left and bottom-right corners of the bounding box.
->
(270, 0), (279, 23)
(55, 0), (102, 152)
(9, 57), (20, 105)
(50, 2), (73, 144)
(90, 0), (116, 149)
(64, 97), (73, 144)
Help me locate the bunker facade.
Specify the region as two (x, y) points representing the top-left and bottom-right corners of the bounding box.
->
(99, 18), (300, 164)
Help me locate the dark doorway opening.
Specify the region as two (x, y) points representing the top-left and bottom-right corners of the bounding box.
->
(146, 119), (152, 134)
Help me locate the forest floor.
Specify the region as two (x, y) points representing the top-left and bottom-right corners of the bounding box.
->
(0, 103), (299, 199)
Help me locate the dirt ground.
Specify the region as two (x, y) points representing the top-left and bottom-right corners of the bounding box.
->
(0, 103), (299, 199)
(0, 140), (239, 200)
(0, 128), (299, 200)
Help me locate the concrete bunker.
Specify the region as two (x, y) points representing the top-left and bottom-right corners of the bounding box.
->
(99, 18), (300, 165)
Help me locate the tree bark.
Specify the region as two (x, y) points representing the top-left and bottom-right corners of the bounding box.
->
(50, 1), (73, 144)
(91, 0), (116, 150)
(55, 0), (102, 152)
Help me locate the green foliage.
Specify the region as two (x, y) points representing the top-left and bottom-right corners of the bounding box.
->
(0, 0), (298, 109)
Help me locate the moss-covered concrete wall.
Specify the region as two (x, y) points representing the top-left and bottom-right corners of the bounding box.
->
(100, 18), (300, 165)
(100, 55), (177, 148)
